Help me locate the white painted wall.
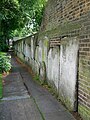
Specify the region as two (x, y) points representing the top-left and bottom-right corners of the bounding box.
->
(31, 38), (34, 59)
(38, 40), (43, 62)
(14, 36), (79, 110)
(59, 38), (79, 108)
(47, 47), (60, 91)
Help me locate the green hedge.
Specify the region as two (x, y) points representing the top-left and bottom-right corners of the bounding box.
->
(0, 52), (11, 73)
(0, 52), (11, 99)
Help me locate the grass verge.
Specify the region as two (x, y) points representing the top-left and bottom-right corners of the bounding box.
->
(0, 74), (3, 99)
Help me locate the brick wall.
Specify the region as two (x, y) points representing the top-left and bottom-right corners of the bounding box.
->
(79, 15), (90, 120)
(39, 0), (90, 119)
(14, 0), (90, 119)
(40, 0), (90, 32)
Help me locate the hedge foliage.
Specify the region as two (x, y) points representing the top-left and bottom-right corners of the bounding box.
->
(0, 52), (11, 73)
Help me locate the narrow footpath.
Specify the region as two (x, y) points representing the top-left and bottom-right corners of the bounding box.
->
(0, 54), (75, 120)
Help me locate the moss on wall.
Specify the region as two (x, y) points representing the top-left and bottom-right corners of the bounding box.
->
(78, 104), (90, 120)
(44, 39), (49, 47)
(79, 60), (90, 78)
(42, 48), (45, 61)
(39, 21), (81, 40)
(58, 92), (73, 111)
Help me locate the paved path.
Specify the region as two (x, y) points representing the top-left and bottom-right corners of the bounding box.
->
(0, 54), (75, 120)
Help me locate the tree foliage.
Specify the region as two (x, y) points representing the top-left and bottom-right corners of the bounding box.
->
(0, 0), (25, 40)
(0, 0), (47, 50)
(14, 0), (47, 36)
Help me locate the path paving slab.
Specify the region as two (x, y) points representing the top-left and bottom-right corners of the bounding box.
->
(0, 98), (43, 120)
(21, 72), (75, 120)
(0, 54), (76, 120)
(15, 56), (76, 120)
(0, 57), (43, 120)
